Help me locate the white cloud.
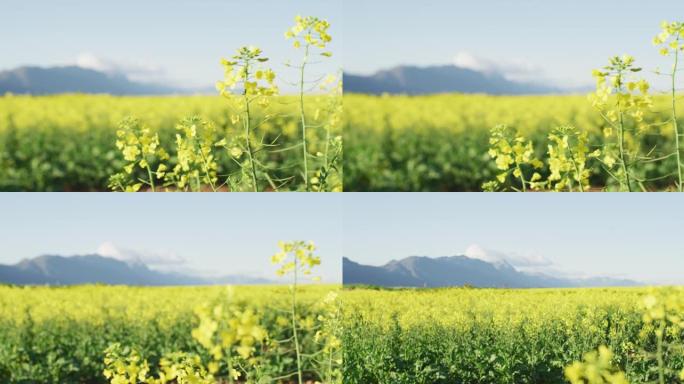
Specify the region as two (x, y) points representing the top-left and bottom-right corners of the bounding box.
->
(453, 51), (543, 82)
(75, 52), (166, 82)
(96, 241), (185, 267)
(464, 244), (553, 271)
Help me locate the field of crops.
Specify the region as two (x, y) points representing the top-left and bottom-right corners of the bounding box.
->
(0, 94), (342, 191)
(344, 93), (684, 191)
(342, 286), (684, 384)
(0, 284), (341, 383)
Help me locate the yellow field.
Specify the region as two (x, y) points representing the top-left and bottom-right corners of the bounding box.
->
(0, 284), (341, 383)
(342, 286), (684, 383)
(0, 94), (341, 191)
(344, 93), (684, 191)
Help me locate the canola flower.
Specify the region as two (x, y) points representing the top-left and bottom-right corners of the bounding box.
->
(217, 46), (279, 192)
(0, 282), (340, 383)
(0, 14), (341, 192)
(95, 241), (339, 384)
(546, 125), (600, 192)
(653, 21), (684, 191)
(343, 286), (684, 384)
(0, 94), (341, 191)
(344, 92), (683, 191)
(589, 55), (652, 191)
(271, 241), (322, 384)
(483, 124), (544, 191)
(483, 21), (684, 192)
(564, 346), (629, 384)
(285, 15), (334, 191)
(109, 117), (169, 192)
(564, 288), (684, 384)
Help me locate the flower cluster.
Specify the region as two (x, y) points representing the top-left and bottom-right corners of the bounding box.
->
(484, 124), (543, 191)
(641, 288), (684, 329)
(285, 15), (332, 54)
(103, 344), (212, 384)
(216, 46), (278, 106)
(547, 125), (600, 191)
(109, 117), (169, 192)
(564, 346), (629, 384)
(165, 117), (221, 191)
(271, 240), (321, 278)
(590, 55), (652, 133)
(191, 303), (267, 380)
(653, 21), (684, 56)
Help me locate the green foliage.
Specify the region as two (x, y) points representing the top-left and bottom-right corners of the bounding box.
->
(564, 346), (629, 384)
(343, 93), (683, 191)
(98, 242), (341, 384)
(0, 284), (340, 384)
(0, 94), (341, 191)
(285, 15), (335, 191)
(482, 124), (544, 191)
(564, 289), (684, 384)
(0, 14), (341, 192)
(342, 287), (684, 384)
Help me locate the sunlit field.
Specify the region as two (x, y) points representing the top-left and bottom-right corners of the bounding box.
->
(344, 93), (684, 191)
(0, 283), (341, 383)
(343, 286), (684, 384)
(0, 94), (342, 192)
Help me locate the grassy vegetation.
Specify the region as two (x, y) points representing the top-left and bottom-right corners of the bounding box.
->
(0, 94), (341, 191)
(342, 286), (684, 384)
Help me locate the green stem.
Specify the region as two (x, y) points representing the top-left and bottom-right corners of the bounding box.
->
(146, 164), (155, 192)
(516, 163), (526, 192)
(671, 45), (682, 191)
(327, 348), (333, 383)
(199, 150), (217, 192)
(567, 148), (584, 192)
(657, 320), (665, 384)
(227, 351), (234, 384)
(292, 257), (304, 384)
(616, 85), (632, 192)
(299, 45), (310, 191)
(243, 62), (258, 192)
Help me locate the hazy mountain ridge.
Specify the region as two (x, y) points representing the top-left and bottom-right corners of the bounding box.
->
(0, 254), (273, 286)
(344, 65), (565, 95)
(0, 65), (197, 95)
(343, 256), (638, 288)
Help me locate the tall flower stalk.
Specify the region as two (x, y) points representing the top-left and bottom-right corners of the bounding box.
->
(590, 55), (652, 191)
(271, 240), (321, 384)
(217, 46), (278, 192)
(654, 21), (684, 191)
(285, 16), (333, 191)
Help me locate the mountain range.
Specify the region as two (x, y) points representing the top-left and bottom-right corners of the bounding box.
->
(0, 66), (196, 95)
(0, 254), (273, 286)
(0, 64), (573, 96)
(343, 256), (638, 288)
(344, 65), (565, 95)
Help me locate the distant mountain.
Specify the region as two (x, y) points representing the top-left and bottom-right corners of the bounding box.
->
(0, 254), (273, 286)
(343, 256), (638, 288)
(344, 65), (563, 95)
(0, 66), (194, 95)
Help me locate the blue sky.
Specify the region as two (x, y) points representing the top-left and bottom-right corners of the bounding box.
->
(342, 193), (684, 285)
(3, 1), (680, 91)
(1, 193), (683, 285)
(342, 0), (684, 91)
(0, 0), (340, 90)
(0, 193), (343, 283)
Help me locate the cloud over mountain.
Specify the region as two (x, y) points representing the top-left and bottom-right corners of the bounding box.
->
(75, 53), (167, 83)
(453, 51), (543, 83)
(96, 242), (185, 267)
(464, 244), (553, 272)
(0, 253), (273, 286)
